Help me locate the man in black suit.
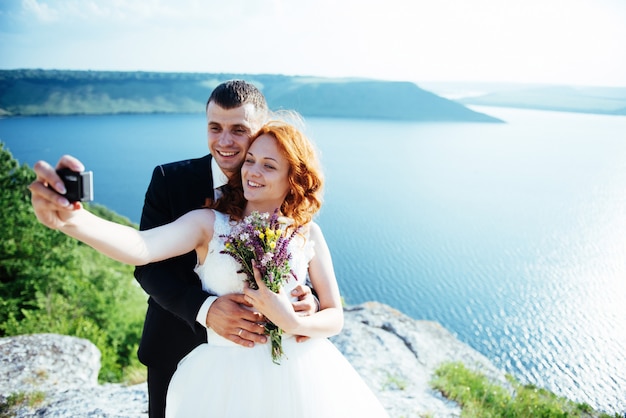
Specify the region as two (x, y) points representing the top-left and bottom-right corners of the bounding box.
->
(29, 80), (318, 418)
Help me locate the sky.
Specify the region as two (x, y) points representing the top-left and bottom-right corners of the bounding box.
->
(1, 0), (625, 87)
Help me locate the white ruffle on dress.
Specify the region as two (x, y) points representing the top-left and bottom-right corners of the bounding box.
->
(165, 210), (388, 418)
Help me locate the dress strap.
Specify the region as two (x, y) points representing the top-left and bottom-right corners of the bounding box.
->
(211, 210), (232, 238)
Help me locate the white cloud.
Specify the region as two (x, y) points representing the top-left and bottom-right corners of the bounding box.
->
(1, 0), (625, 86)
(21, 0), (58, 22)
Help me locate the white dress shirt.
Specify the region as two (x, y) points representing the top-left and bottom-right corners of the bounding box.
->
(195, 157), (229, 329)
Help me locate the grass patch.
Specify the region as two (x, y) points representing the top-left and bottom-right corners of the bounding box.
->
(430, 362), (620, 418)
(122, 360), (147, 386)
(0, 391), (46, 417)
(382, 371), (408, 391)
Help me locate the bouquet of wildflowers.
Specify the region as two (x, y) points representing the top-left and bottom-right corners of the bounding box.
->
(221, 210), (298, 364)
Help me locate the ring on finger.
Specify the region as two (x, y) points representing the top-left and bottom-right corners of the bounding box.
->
(238, 328), (243, 337)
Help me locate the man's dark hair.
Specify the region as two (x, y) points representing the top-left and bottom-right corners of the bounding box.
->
(206, 80), (268, 114)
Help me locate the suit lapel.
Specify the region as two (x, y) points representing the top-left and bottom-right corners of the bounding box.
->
(191, 154), (216, 205)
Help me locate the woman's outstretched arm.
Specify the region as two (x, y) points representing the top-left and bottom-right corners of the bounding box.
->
(28, 156), (213, 266)
(58, 206), (214, 266)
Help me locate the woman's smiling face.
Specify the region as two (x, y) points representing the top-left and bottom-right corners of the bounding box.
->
(241, 134), (290, 210)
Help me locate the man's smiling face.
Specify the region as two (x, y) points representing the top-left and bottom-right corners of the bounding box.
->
(206, 101), (261, 178)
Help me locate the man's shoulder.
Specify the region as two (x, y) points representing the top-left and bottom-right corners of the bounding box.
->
(156, 154), (212, 177)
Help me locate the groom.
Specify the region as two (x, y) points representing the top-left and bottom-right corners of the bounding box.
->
(28, 80), (318, 418)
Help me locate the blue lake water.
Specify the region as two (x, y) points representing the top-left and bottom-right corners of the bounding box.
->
(1, 107), (625, 414)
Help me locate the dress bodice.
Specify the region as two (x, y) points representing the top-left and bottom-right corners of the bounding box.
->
(194, 211), (314, 344)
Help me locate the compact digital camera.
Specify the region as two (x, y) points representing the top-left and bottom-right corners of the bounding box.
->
(55, 168), (94, 202)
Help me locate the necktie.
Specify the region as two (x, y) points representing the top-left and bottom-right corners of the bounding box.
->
(214, 185), (226, 200)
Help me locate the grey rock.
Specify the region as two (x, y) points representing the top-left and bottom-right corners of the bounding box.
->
(331, 302), (509, 417)
(0, 333), (100, 394)
(1, 302), (508, 417)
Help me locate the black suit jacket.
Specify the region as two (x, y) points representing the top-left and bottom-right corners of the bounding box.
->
(134, 154), (216, 369)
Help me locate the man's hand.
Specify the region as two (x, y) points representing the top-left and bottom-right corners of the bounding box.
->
(291, 284), (318, 316)
(290, 284), (319, 342)
(206, 293), (267, 347)
(28, 156), (84, 229)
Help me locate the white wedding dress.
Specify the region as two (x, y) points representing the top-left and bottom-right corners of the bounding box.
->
(166, 210), (388, 418)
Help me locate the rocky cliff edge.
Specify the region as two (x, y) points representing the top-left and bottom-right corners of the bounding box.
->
(0, 302), (508, 417)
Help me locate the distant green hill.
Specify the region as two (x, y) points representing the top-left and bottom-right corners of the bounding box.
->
(420, 81), (626, 115)
(458, 85), (626, 115)
(0, 69), (501, 122)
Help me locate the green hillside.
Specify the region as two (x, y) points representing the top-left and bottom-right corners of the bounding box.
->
(459, 85), (626, 115)
(0, 69), (501, 122)
(0, 142), (147, 383)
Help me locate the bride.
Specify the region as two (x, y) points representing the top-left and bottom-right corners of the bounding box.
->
(35, 120), (389, 417)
